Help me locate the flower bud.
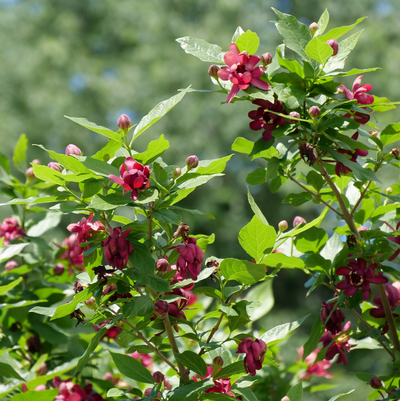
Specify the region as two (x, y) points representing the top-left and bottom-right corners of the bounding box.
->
(54, 263), (65, 276)
(36, 362), (47, 375)
(85, 297), (96, 310)
(186, 155), (199, 170)
(213, 356), (224, 368)
(309, 106), (320, 118)
(261, 52), (272, 66)
(156, 258), (170, 273)
(370, 377), (382, 389)
(32, 159), (40, 165)
(26, 167), (35, 179)
(173, 167), (181, 178)
(369, 130), (378, 137)
(281, 397), (290, 401)
(65, 144), (82, 157)
(386, 187), (393, 195)
(293, 216), (306, 227)
(117, 114), (132, 131)
(5, 260), (18, 271)
(164, 378), (172, 390)
(154, 300), (169, 316)
(288, 111), (300, 123)
(336, 86), (345, 94)
(278, 220), (288, 232)
(391, 147), (400, 159)
(153, 371), (165, 384)
(208, 65), (220, 79)
(309, 22), (319, 36)
(326, 39), (339, 56)
(48, 162), (62, 172)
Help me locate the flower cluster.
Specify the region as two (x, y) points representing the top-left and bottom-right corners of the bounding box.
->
(109, 157), (150, 201)
(175, 237), (204, 280)
(217, 43), (270, 103)
(236, 337), (267, 376)
(0, 217), (25, 245)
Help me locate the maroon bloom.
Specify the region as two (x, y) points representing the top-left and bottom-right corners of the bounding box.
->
(319, 321), (355, 366)
(218, 43), (270, 103)
(175, 237), (204, 280)
(370, 282), (400, 319)
(194, 367), (236, 397)
(299, 143), (317, 166)
(336, 258), (388, 301)
(0, 217), (25, 245)
(340, 75), (374, 105)
(109, 157), (150, 201)
(67, 213), (105, 244)
(94, 320), (122, 342)
(101, 227), (133, 270)
(320, 302), (345, 335)
(236, 337), (267, 376)
(248, 99), (287, 141)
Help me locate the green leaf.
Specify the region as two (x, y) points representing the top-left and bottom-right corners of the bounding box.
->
(272, 8), (312, 60)
(29, 306), (57, 317)
(238, 216), (276, 262)
(369, 96), (397, 112)
(92, 139), (122, 161)
(303, 315), (325, 360)
(109, 351), (153, 383)
(305, 37), (333, 64)
(232, 137), (254, 155)
(262, 253), (305, 270)
(132, 87), (190, 141)
(380, 122), (400, 146)
(325, 67), (379, 78)
(175, 351), (207, 377)
(220, 259), (266, 285)
(319, 17), (365, 42)
(74, 327), (107, 375)
(126, 269), (170, 292)
(169, 379), (215, 400)
(286, 382), (303, 401)
(0, 362), (25, 380)
(89, 193), (129, 210)
(0, 277), (23, 295)
(32, 164), (65, 185)
(0, 243), (29, 263)
(231, 26), (245, 43)
(306, 170), (324, 192)
(320, 232), (344, 263)
(190, 155), (233, 175)
(260, 315), (309, 345)
(278, 85), (306, 109)
(176, 37), (225, 63)
(0, 195), (74, 206)
(11, 390), (59, 401)
(65, 116), (122, 142)
(282, 192), (312, 206)
(129, 242), (156, 274)
(294, 227), (328, 253)
(328, 390), (355, 401)
(315, 9), (329, 36)
(122, 295), (154, 318)
(13, 133), (28, 169)
(76, 155), (120, 177)
(107, 388), (125, 398)
(134, 135), (169, 165)
(247, 187), (268, 225)
(276, 46), (304, 77)
(26, 212), (62, 237)
(51, 282), (101, 320)
(192, 287), (222, 301)
(214, 361), (245, 379)
(246, 169), (267, 185)
(176, 174), (223, 190)
(246, 280), (274, 321)
(324, 31), (363, 73)
(235, 30), (259, 55)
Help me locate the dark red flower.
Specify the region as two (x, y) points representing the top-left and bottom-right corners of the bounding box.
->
(297, 347), (332, 380)
(0, 217), (25, 245)
(319, 321), (355, 366)
(218, 43), (270, 103)
(340, 75), (374, 105)
(320, 302), (345, 335)
(67, 213), (105, 244)
(175, 237), (204, 280)
(336, 258), (388, 301)
(194, 367), (236, 397)
(109, 157), (150, 201)
(236, 337), (267, 376)
(93, 320), (122, 342)
(248, 99), (287, 141)
(370, 282), (400, 319)
(101, 227), (133, 270)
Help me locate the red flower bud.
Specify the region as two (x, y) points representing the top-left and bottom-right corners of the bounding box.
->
(47, 162), (62, 172)
(293, 216), (306, 227)
(5, 260), (19, 271)
(54, 263), (65, 276)
(288, 111), (300, 124)
(261, 52), (272, 66)
(278, 220), (288, 232)
(326, 39), (339, 56)
(186, 155), (199, 170)
(173, 167), (181, 178)
(281, 397), (290, 401)
(213, 356), (224, 368)
(154, 300), (169, 316)
(36, 362), (47, 375)
(309, 22), (318, 35)
(26, 167), (35, 179)
(65, 144), (82, 157)
(32, 159), (40, 165)
(85, 297), (96, 309)
(117, 114), (132, 130)
(309, 106), (320, 118)
(153, 371), (165, 384)
(208, 65), (220, 79)
(370, 376), (382, 389)
(156, 258), (170, 273)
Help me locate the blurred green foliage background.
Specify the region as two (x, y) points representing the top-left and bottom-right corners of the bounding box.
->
(1, 0), (399, 399)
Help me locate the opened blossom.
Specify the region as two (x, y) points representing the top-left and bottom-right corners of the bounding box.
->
(93, 320), (122, 342)
(0, 217), (25, 245)
(248, 99), (287, 141)
(194, 366), (236, 397)
(340, 75), (374, 105)
(297, 347), (332, 380)
(175, 237), (204, 280)
(109, 157), (150, 201)
(336, 258), (388, 301)
(320, 302), (345, 335)
(217, 43), (270, 103)
(236, 337), (267, 376)
(102, 227), (133, 270)
(67, 213), (105, 245)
